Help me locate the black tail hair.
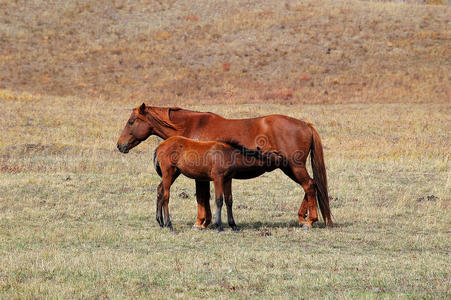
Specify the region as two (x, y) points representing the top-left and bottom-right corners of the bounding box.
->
(154, 147), (162, 177)
(218, 139), (281, 162)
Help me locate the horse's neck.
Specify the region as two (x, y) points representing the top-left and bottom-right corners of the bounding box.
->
(167, 109), (220, 139)
(153, 127), (176, 140)
(148, 108), (186, 139)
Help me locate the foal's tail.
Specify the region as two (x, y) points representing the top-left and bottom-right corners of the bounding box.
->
(153, 148), (162, 177)
(308, 124), (333, 226)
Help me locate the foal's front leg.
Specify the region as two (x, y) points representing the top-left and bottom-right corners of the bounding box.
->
(161, 178), (173, 231)
(213, 178), (224, 232)
(156, 182), (164, 227)
(156, 167), (180, 231)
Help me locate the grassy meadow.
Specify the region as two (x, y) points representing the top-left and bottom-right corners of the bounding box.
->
(0, 93), (449, 298)
(1, 0), (450, 298)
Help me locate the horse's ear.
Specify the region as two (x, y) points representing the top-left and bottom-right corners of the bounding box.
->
(139, 103), (146, 114)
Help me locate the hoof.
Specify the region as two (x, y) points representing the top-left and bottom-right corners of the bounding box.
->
(214, 223), (224, 232)
(302, 224), (311, 230)
(231, 226), (240, 232)
(192, 224), (205, 230)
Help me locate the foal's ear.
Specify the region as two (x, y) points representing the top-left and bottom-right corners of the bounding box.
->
(139, 103), (147, 114)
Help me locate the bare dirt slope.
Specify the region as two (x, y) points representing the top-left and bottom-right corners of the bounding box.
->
(0, 0), (449, 104)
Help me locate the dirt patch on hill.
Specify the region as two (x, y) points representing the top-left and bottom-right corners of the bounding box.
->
(0, 0), (449, 104)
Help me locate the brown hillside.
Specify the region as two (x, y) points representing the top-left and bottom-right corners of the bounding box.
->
(0, 0), (449, 104)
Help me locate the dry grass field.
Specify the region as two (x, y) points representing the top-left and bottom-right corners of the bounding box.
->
(1, 93), (449, 298)
(1, 0), (450, 298)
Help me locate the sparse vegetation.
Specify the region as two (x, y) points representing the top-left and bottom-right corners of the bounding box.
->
(0, 0), (449, 104)
(0, 0), (450, 298)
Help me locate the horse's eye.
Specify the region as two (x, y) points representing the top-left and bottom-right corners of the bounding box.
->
(128, 120), (134, 125)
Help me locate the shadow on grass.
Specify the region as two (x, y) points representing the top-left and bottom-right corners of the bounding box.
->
(183, 220), (352, 231)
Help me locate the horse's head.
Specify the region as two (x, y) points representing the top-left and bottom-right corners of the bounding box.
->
(117, 103), (153, 153)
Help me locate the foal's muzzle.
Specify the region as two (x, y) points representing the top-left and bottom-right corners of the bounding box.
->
(117, 143), (129, 153)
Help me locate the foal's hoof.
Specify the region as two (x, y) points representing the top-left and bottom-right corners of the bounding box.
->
(156, 217), (164, 227)
(214, 224), (224, 232)
(302, 224), (311, 230)
(231, 226), (240, 232)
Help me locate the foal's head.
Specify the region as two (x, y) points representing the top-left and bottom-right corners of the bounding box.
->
(117, 103), (153, 153)
(257, 147), (284, 167)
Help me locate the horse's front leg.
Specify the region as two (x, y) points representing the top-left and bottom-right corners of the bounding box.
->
(193, 180), (211, 229)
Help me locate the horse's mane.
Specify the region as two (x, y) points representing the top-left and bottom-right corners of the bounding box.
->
(146, 107), (181, 130)
(218, 139), (279, 161)
(141, 105), (224, 131)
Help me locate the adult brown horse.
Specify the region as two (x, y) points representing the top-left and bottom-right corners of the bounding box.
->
(117, 103), (332, 228)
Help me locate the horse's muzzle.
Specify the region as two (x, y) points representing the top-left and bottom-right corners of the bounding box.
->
(117, 143), (129, 153)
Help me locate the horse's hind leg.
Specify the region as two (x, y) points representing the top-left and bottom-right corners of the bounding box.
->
(298, 194), (308, 222)
(223, 179), (238, 231)
(281, 167), (312, 227)
(213, 178), (225, 232)
(291, 166), (318, 228)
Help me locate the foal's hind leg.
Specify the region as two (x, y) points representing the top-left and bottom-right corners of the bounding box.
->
(291, 167), (318, 228)
(213, 178), (225, 232)
(223, 179), (238, 231)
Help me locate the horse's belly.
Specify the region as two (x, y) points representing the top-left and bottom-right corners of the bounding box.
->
(232, 169), (267, 180)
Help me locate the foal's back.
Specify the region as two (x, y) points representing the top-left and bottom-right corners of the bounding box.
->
(156, 136), (233, 180)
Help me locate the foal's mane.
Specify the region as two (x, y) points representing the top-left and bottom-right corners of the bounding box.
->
(218, 139), (279, 161)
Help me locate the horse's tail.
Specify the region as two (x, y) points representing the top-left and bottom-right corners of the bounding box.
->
(308, 124), (333, 226)
(154, 147), (162, 177)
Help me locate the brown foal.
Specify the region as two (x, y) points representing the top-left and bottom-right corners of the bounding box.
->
(153, 136), (283, 231)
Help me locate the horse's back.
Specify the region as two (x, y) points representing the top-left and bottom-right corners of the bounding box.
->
(205, 114), (313, 157)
